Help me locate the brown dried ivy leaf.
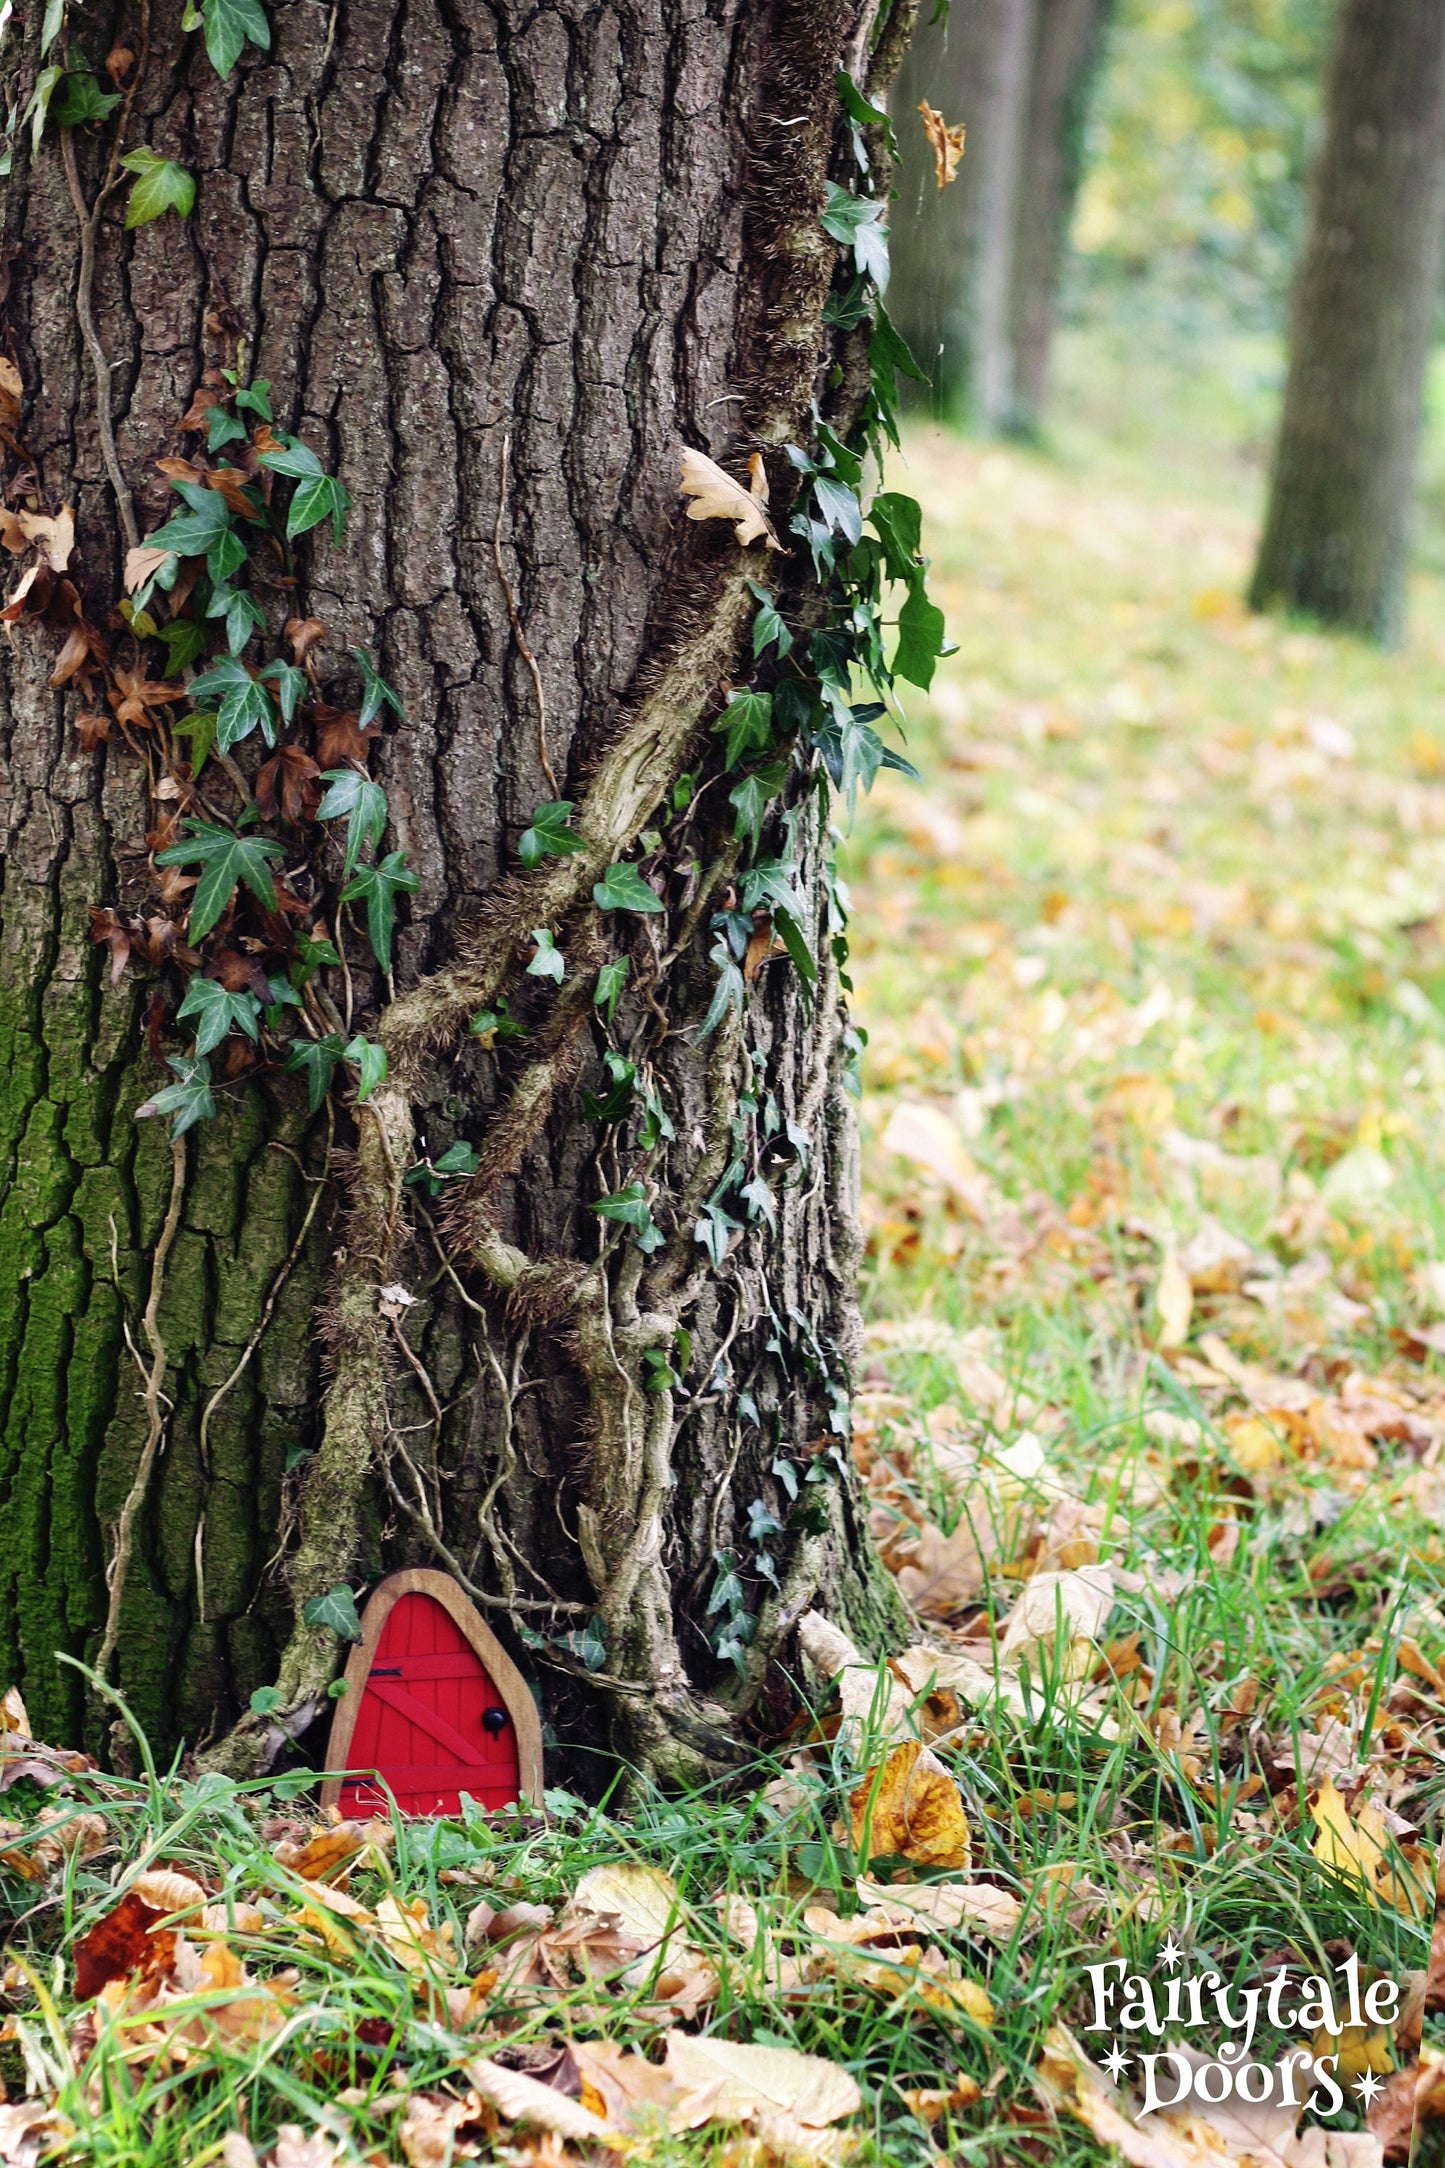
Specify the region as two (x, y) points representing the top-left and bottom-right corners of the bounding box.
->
(286, 617), (327, 663)
(90, 907), (133, 986)
(71, 1890), (176, 2001)
(15, 505), (76, 571)
(125, 545), (174, 594)
(0, 357), (22, 427)
(0, 505), (27, 552)
(256, 744), (322, 826)
(917, 99), (966, 187)
(104, 45), (135, 81)
(678, 445), (780, 550)
(314, 705), (378, 768)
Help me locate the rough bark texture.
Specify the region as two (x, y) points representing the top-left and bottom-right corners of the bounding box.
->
(0, 0), (909, 1776)
(1006, 0), (1107, 436)
(1248, 0), (1445, 644)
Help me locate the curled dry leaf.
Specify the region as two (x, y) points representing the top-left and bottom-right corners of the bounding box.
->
(273, 2129), (342, 2168)
(398, 2093), (478, 2168)
(856, 1874), (1022, 1941)
(130, 1869), (208, 1917)
(15, 507), (74, 572)
(803, 1902), (995, 2022)
(999, 1564), (1115, 1680)
(849, 1740), (971, 1870)
(466, 2055), (613, 2142)
(0, 2102), (76, 2168)
(678, 445), (781, 550)
(796, 1609), (913, 1752)
(917, 99), (966, 186)
(125, 544), (173, 594)
(1310, 1777), (1428, 1919)
(664, 2031), (861, 2153)
(900, 2076), (982, 2123)
(1155, 1247), (1194, 1349)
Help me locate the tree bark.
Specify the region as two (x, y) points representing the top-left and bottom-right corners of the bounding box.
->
(1248, 0), (1445, 644)
(0, 0), (910, 1780)
(1006, 0), (1107, 436)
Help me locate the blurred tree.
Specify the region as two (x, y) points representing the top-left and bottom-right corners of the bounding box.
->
(890, 0), (1108, 429)
(1249, 0), (1445, 641)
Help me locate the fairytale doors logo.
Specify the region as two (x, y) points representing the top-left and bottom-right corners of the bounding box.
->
(1086, 1938), (1401, 2116)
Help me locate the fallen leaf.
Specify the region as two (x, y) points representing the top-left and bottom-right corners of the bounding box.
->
(71, 1892), (175, 2001)
(130, 1870), (207, 1917)
(125, 544), (173, 593)
(999, 1565), (1114, 1679)
(894, 1517), (993, 1618)
(917, 99), (966, 186)
(0, 2102), (76, 2168)
(849, 1740), (971, 1869)
(16, 506), (74, 571)
(1310, 1778), (1427, 1918)
(466, 2056), (613, 2141)
(662, 2031), (861, 2128)
(398, 2093), (478, 2168)
(678, 445), (780, 550)
(856, 1874), (1022, 1940)
(273, 2129), (341, 2168)
(1155, 1248), (1193, 1348)
(900, 2076), (981, 2122)
(0, 1688), (27, 1734)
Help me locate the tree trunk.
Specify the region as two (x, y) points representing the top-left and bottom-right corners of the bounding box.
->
(1006, 0), (1108, 436)
(1247, 0), (1445, 643)
(0, 0), (912, 1783)
(891, 0), (1034, 422)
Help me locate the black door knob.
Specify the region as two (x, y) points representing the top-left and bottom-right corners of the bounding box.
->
(482, 1706), (508, 1735)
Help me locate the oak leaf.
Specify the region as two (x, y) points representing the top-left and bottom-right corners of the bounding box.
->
(71, 1890), (175, 2000)
(678, 445), (781, 550)
(849, 1740), (971, 1869)
(918, 99), (966, 186)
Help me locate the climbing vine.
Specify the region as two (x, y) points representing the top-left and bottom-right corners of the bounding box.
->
(0, 6), (944, 1771)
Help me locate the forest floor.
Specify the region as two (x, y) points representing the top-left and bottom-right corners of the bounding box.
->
(2, 408), (1445, 2167)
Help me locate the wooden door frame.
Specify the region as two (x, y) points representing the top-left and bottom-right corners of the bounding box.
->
(319, 1568), (544, 1813)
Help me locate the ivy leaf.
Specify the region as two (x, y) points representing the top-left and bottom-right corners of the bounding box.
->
(302, 1584), (362, 1641)
(284, 1033), (345, 1113)
(747, 581), (793, 659)
(205, 405), (247, 451)
(55, 68), (121, 125)
(869, 491), (924, 582)
(188, 653), (275, 750)
(137, 1052), (216, 1137)
(286, 471), (351, 546)
(469, 1000), (524, 1046)
(728, 761), (789, 852)
(206, 583), (266, 656)
(351, 646), (404, 728)
(592, 1181), (664, 1254)
(176, 973), (262, 1056)
(146, 482), (232, 559)
(894, 579), (947, 690)
(526, 926), (565, 982)
(119, 146), (196, 226)
(27, 66), (63, 156)
(835, 68), (891, 136)
(249, 1685), (284, 1717)
(156, 619), (208, 678)
(234, 377), (273, 420)
(772, 904), (818, 985)
(594, 956), (629, 1023)
(519, 800), (584, 868)
(593, 861), (663, 914)
(713, 688), (773, 770)
(820, 181), (889, 289)
(256, 438), (324, 479)
(317, 768), (388, 876)
(260, 659), (306, 724)
(41, 0), (63, 55)
(813, 473), (862, 546)
(340, 850), (419, 971)
(201, 0), (271, 78)
(170, 710), (217, 777)
(155, 819), (284, 941)
(433, 1142), (479, 1176)
(345, 1034), (387, 1099)
(208, 526), (248, 585)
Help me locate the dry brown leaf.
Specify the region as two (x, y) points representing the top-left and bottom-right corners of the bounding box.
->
(0, 2102), (76, 2168)
(662, 2032), (861, 2129)
(1310, 1778), (1427, 1918)
(130, 1870), (207, 1917)
(220, 2135), (258, 2168)
(678, 446), (780, 550)
(1000, 1564), (1114, 1679)
(0, 357), (23, 423)
(273, 2129), (342, 2168)
(856, 1874), (1022, 1940)
(16, 507), (74, 571)
(398, 2093), (478, 2168)
(796, 1610), (913, 1750)
(1155, 1248), (1194, 1348)
(466, 2055), (613, 2141)
(375, 1893), (455, 1972)
(1, 1689), (27, 1735)
(895, 1519), (992, 1618)
(849, 1740), (971, 1869)
(917, 99), (966, 186)
(125, 545), (174, 593)
(900, 2076), (981, 2122)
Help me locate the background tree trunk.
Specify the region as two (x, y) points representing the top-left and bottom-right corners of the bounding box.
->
(0, 0), (910, 1779)
(1006, 0), (1108, 435)
(1248, 0), (1445, 643)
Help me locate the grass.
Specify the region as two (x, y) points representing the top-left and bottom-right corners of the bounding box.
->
(4, 363), (1445, 2163)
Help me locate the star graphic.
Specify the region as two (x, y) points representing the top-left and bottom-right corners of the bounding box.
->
(1101, 2042), (1132, 2082)
(1158, 1933), (1183, 1973)
(1354, 2071), (1385, 2107)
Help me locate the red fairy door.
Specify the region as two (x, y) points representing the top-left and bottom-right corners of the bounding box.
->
(322, 1571), (543, 1818)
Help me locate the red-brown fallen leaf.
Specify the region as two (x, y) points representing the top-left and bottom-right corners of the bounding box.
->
(0, 358), (22, 429)
(76, 710), (112, 752)
(286, 617), (327, 663)
(48, 622), (94, 689)
(71, 1892), (175, 2001)
(314, 705), (377, 768)
(104, 45), (135, 80)
(0, 505), (27, 552)
(207, 468), (262, 519)
(90, 908), (133, 987)
(2, 561), (51, 620)
(256, 744), (321, 826)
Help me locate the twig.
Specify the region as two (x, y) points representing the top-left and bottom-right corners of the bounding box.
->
(491, 431), (557, 794)
(96, 1133), (187, 1683)
(59, 129), (139, 556)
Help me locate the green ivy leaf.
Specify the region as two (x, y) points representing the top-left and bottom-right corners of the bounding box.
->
(234, 377), (273, 420)
(206, 583), (266, 657)
(468, 1000), (524, 1046)
(317, 768), (388, 876)
(813, 473), (861, 546)
(55, 68), (121, 126)
(747, 582), (792, 659)
(772, 904), (818, 985)
(340, 850), (419, 970)
(433, 1142), (480, 1177)
(40, 0), (63, 55)
(249, 1685), (285, 1716)
(835, 68), (891, 134)
(868, 491), (924, 582)
(27, 66), (63, 156)
(256, 438), (324, 479)
(593, 861), (663, 914)
(201, 0), (271, 78)
(820, 180), (889, 289)
(592, 1181), (664, 1254)
(136, 1052), (216, 1137)
(519, 800), (584, 869)
(155, 819), (285, 941)
(286, 471), (351, 545)
(594, 956), (629, 1023)
(188, 653), (275, 750)
(176, 973), (261, 1056)
(698, 932), (745, 1041)
(156, 619), (208, 678)
(208, 526), (248, 585)
(284, 1034), (346, 1113)
(728, 761), (789, 852)
(302, 1584), (362, 1641)
(146, 482), (233, 559)
(260, 659), (306, 724)
(894, 579), (947, 690)
(713, 688), (773, 770)
(351, 646), (404, 728)
(526, 926), (565, 982)
(205, 405), (247, 451)
(344, 1034), (387, 1099)
(119, 147), (196, 227)
(170, 710), (217, 777)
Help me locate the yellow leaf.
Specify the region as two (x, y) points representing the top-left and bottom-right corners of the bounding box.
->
(677, 445), (780, 550)
(1155, 1248), (1193, 1348)
(917, 100), (966, 187)
(849, 1741), (971, 1869)
(1310, 1777), (1426, 1917)
(1222, 1414), (1284, 1472)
